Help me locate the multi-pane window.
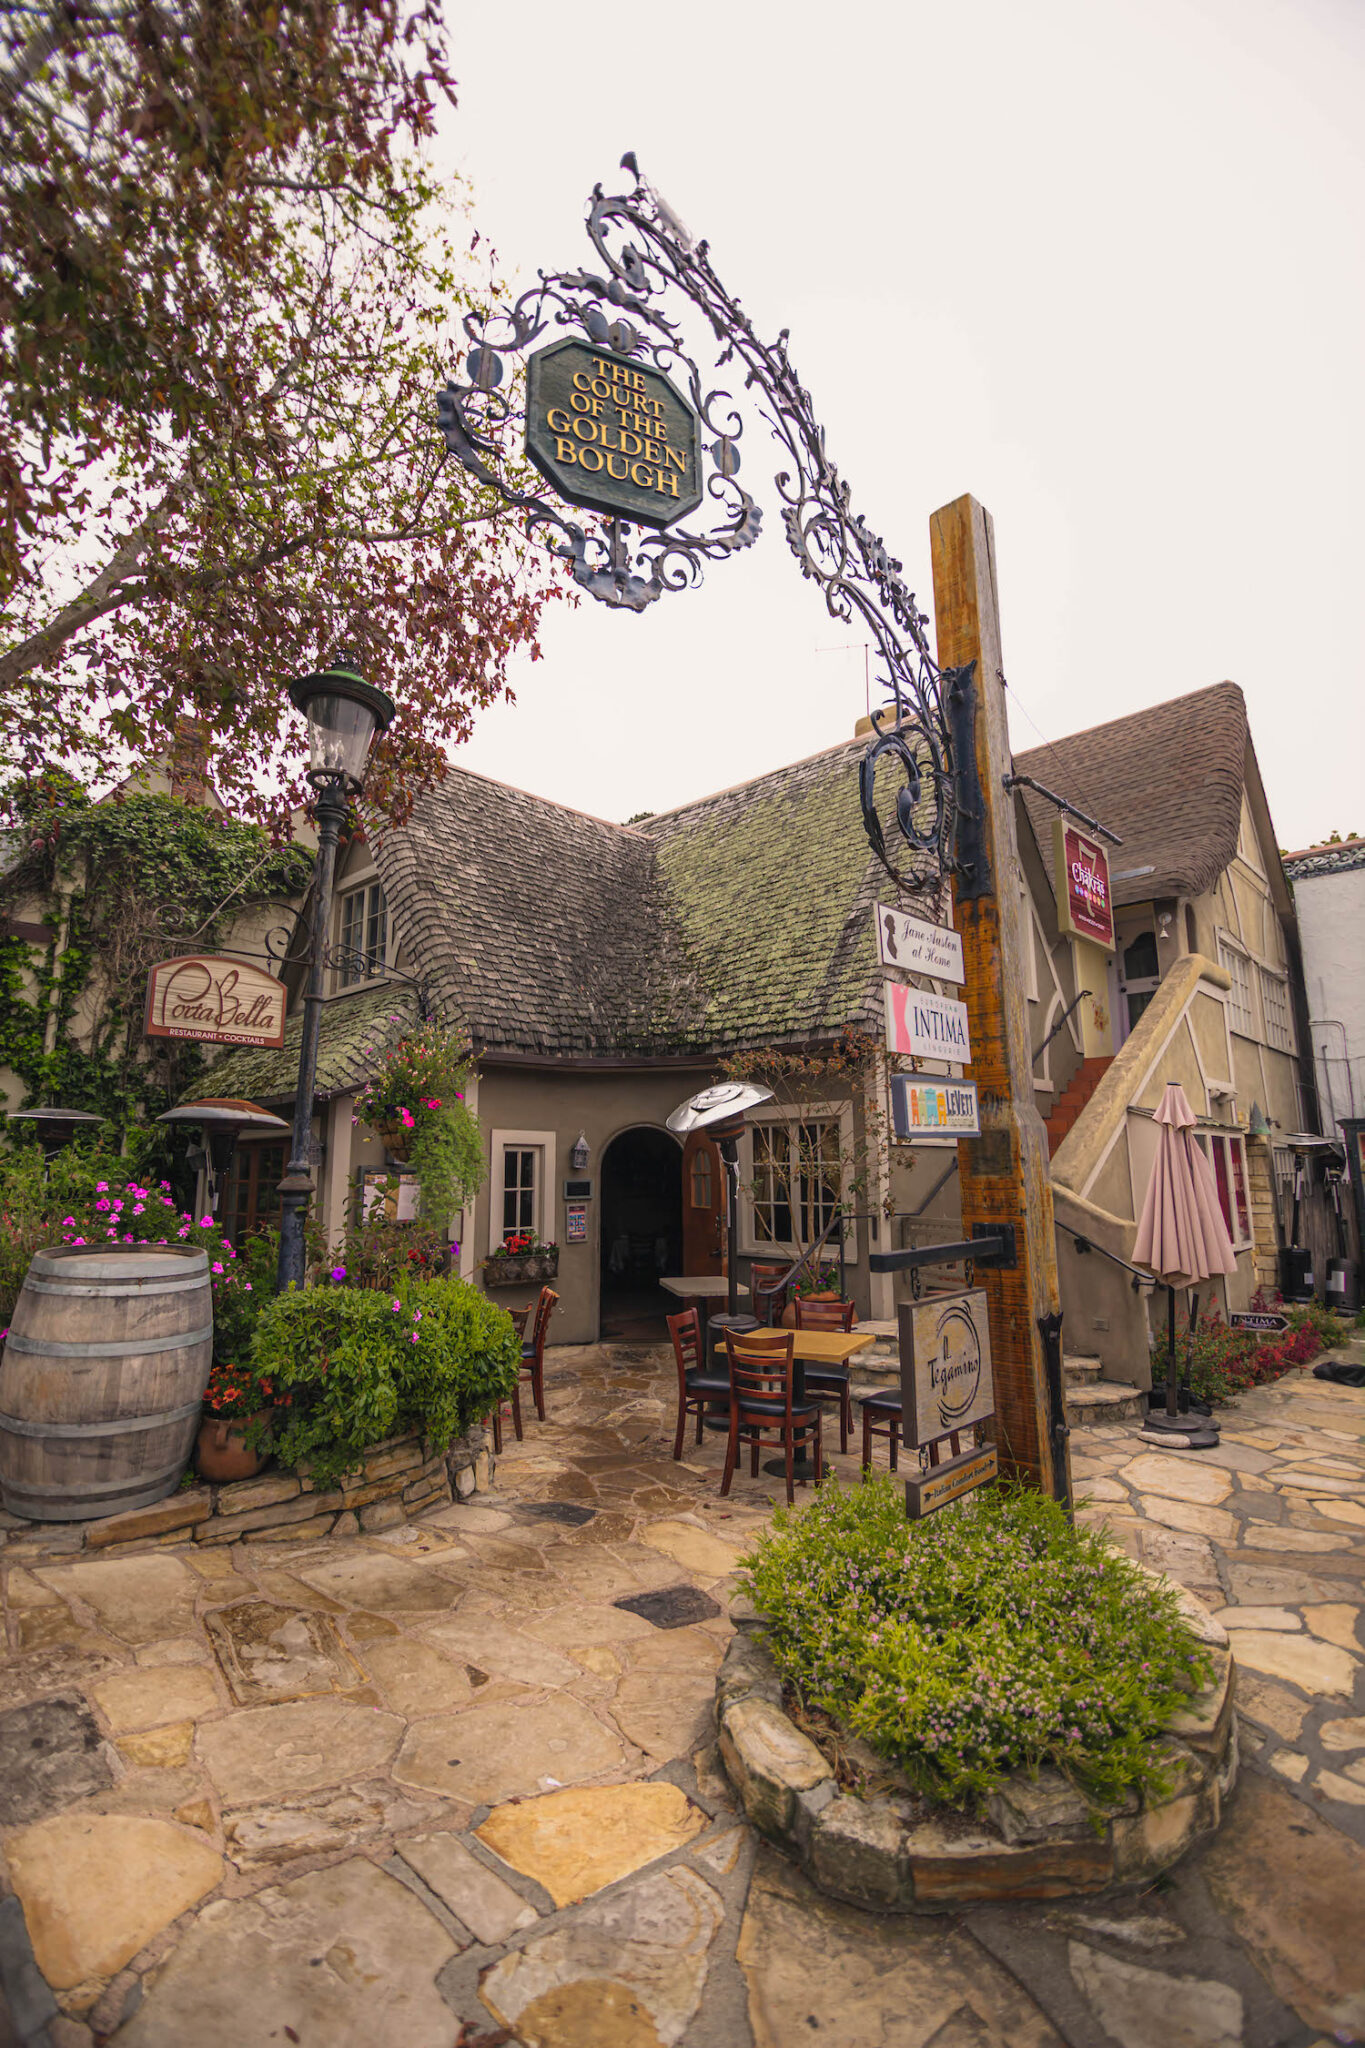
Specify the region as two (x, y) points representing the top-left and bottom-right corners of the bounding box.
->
(501, 1146), (537, 1242)
(750, 1119), (842, 1248)
(1259, 967), (1294, 1054)
(338, 881), (388, 985)
(1196, 1132), (1251, 1248)
(689, 1148), (713, 1209)
(1217, 937), (1255, 1037)
(751, 1125), (794, 1245)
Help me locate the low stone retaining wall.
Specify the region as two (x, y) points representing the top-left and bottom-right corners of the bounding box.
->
(716, 1575), (1237, 1912)
(0, 1427), (493, 1560)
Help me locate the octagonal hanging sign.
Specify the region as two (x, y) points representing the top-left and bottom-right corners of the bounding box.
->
(526, 339), (703, 528)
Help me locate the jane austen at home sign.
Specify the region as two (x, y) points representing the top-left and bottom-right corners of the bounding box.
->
(526, 341), (703, 527)
(145, 956), (286, 1048)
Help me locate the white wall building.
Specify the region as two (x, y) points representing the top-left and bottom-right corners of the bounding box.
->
(1282, 837), (1365, 1140)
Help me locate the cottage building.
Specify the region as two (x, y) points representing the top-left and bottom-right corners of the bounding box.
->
(199, 680), (1321, 1378)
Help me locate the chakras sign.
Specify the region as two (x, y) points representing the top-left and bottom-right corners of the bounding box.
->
(1053, 818), (1115, 950)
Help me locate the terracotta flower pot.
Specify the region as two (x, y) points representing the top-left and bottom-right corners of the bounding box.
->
(196, 1409), (269, 1483)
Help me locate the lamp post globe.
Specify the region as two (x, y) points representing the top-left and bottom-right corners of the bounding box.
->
(288, 650), (395, 791)
(276, 650), (395, 1294)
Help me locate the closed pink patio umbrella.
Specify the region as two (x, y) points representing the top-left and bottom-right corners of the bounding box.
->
(1133, 1082), (1238, 1447)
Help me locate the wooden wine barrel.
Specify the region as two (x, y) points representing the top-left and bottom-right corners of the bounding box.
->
(0, 1244), (213, 1522)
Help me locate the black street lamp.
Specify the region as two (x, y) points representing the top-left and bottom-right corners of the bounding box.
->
(276, 651), (394, 1292)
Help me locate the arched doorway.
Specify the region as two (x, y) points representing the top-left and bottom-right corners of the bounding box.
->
(599, 1125), (683, 1341)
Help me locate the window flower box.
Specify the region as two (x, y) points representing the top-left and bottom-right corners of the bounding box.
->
(484, 1238), (559, 1287)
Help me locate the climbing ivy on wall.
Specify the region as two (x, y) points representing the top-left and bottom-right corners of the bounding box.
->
(0, 768), (313, 1139)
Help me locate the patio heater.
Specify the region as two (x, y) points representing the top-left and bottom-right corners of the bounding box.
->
(5, 1108), (103, 1156)
(155, 1098), (290, 1218)
(666, 1081), (774, 1336)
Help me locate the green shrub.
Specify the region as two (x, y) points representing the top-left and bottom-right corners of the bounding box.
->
(741, 1478), (1211, 1815)
(1161, 1305), (1346, 1405)
(250, 1274), (519, 1487)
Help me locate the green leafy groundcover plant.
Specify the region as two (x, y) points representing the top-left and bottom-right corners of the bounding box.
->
(742, 1478), (1211, 1815)
(1161, 1303), (1346, 1405)
(250, 1275), (519, 1488)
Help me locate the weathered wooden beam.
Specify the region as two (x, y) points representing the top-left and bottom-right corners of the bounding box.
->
(929, 494), (1069, 1498)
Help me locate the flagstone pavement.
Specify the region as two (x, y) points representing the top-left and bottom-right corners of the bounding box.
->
(0, 1337), (1364, 2048)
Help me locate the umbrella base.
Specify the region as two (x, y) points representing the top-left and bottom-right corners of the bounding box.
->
(1139, 1411), (1220, 1450)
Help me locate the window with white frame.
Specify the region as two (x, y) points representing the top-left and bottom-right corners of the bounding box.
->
(488, 1129), (555, 1252)
(1258, 966), (1294, 1054)
(746, 1114), (846, 1253)
(1195, 1131), (1252, 1249)
(1217, 936), (1256, 1038)
(337, 879), (388, 986)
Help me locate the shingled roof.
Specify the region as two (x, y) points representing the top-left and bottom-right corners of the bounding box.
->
(199, 981), (418, 1104)
(364, 741), (890, 1061)
(1014, 681), (1248, 907)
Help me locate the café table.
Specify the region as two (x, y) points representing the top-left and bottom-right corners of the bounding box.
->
(659, 1274), (749, 1351)
(711, 1325), (876, 1479)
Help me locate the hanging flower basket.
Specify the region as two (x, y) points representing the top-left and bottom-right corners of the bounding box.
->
(484, 1243), (559, 1287)
(375, 1119), (415, 1161)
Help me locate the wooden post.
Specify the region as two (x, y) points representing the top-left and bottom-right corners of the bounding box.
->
(929, 494), (1068, 1497)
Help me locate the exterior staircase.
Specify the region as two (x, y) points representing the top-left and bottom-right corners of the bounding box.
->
(1064, 1352), (1144, 1426)
(1045, 1056), (1113, 1158)
(847, 1329), (1146, 1429)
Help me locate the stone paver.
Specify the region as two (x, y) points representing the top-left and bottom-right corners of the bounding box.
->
(0, 1335), (1361, 2044)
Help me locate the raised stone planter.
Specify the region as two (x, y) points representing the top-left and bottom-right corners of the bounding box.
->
(0, 1426), (494, 1561)
(716, 1570), (1237, 1913)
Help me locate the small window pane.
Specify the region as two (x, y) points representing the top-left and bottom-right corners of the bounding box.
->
(751, 1126), (793, 1245)
(502, 1148), (536, 1239)
(339, 882), (387, 986)
(1258, 967), (1293, 1054)
(1217, 939), (1255, 1037)
(1212, 1138), (1233, 1239)
(690, 1150), (712, 1209)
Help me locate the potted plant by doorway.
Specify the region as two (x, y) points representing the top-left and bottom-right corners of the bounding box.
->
(483, 1230), (560, 1286)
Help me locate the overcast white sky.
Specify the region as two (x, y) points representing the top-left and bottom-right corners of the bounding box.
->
(434, 0), (1363, 854)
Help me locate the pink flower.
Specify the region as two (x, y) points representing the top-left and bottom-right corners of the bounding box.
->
(198, 1217), (214, 1228)
(95, 1198), (110, 1211)
(330, 1266), (347, 1281)
(132, 1203), (145, 1215)
(391, 1299), (402, 1312)
(212, 1261), (224, 1275)
(95, 1182), (108, 1193)
(73, 1236), (85, 1245)
(409, 1332), (419, 1343)
(61, 1215), (75, 1226)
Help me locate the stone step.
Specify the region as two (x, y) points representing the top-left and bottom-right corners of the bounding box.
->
(1065, 1380), (1145, 1425)
(1063, 1354), (1103, 1385)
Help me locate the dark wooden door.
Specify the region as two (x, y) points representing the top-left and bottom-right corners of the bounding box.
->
(681, 1132), (724, 1276)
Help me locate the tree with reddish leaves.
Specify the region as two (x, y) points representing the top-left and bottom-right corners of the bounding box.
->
(1, 0), (556, 825)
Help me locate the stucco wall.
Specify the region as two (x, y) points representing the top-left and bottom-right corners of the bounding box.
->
(1294, 863), (1365, 1138)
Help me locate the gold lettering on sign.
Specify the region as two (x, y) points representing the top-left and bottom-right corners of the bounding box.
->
(536, 348), (693, 509)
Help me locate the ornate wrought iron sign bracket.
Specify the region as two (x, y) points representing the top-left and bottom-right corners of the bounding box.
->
(434, 153), (965, 901)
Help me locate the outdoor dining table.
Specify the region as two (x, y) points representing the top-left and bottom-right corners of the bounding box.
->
(709, 1325), (877, 1478)
(659, 1274), (749, 1351)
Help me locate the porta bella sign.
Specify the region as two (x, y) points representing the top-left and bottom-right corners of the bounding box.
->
(1053, 818), (1115, 950)
(145, 956), (286, 1049)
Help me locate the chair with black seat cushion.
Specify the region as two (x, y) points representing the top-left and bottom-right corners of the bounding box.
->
(793, 1296), (856, 1454)
(748, 1260), (793, 1327)
(859, 1388), (902, 1474)
(517, 1286), (557, 1423)
(667, 1308), (731, 1459)
(722, 1328), (822, 1506)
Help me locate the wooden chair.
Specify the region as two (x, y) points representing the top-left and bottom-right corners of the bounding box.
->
(518, 1286), (557, 1422)
(487, 1308), (529, 1451)
(667, 1308), (732, 1459)
(793, 1296), (856, 1454)
(859, 1389), (902, 1474)
(749, 1260), (793, 1327)
(722, 1329), (822, 1506)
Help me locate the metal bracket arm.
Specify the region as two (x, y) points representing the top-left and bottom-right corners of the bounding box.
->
(870, 1224), (1017, 1273)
